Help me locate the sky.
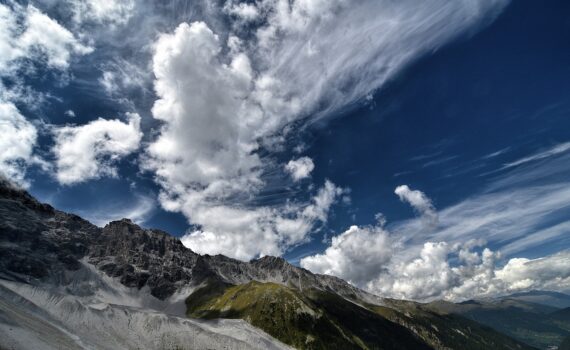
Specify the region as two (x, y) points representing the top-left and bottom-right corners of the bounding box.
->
(1, 0), (570, 302)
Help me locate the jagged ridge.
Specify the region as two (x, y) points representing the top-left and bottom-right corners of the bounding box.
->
(0, 179), (372, 302)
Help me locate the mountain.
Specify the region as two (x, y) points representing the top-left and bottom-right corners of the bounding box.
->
(0, 178), (535, 349)
(504, 290), (570, 309)
(560, 336), (570, 350)
(426, 297), (570, 349)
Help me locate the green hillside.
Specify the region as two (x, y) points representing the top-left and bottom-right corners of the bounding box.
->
(186, 280), (429, 349)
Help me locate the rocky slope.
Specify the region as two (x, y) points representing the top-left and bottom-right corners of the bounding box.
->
(0, 178), (536, 349)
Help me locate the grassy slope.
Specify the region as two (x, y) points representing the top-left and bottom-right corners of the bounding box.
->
(186, 281), (430, 350)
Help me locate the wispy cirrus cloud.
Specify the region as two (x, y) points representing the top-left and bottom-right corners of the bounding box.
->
(73, 192), (156, 227)
(503, 142), (570, 169)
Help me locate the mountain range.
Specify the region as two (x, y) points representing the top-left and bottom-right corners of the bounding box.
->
(0, 177), (568, 349)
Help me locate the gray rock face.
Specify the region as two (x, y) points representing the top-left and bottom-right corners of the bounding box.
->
(0, 179), (375, 304)
(0, 180), (97, 283)
(89, 219), (199, 299)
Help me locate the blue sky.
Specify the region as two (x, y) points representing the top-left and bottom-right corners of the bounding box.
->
(2, 0), (570, 301)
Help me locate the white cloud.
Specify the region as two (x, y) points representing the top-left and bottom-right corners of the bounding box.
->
(181, 180), (345, 261)
(147, 21), (259, 191)
(53, 113), (142, 185)
(383, 150), (570, 300)
(482, 146), (510, 159)
(0, 101), (39, 187)
(395, 185), (438, 227)
(369, 245), (570, 302)
(495, 251), (570, 292)
(370, 241), (464, 301)
(301, 224), (392, 285)
(285, 157), (315, 181)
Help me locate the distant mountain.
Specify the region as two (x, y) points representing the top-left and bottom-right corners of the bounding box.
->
(504, 290), (570, 309)
(0, 178), (535, 349)
(560, 336), (570, 350)
(550, 307), (570, 322)
(426, 296), (570, 349)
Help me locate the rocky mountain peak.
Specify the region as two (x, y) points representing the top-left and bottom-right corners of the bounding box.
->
(251, 255), (289, 269)
(0, 179), (373, 302)
(0, 176), (54, 215)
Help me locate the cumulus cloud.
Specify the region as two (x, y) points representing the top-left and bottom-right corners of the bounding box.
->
(285, 157), (315, 181)
(382, 150), (570, 300)
(181, 180), (345, 261)
(53, 113), (142, 185)
(302, 216), (570, 301)
(370, 244), (570, 301)
(301, 224), (392, 285)
(147, 21), (260, 192)
(395, 185), (438, 227)
(495, 252), (570, 292)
